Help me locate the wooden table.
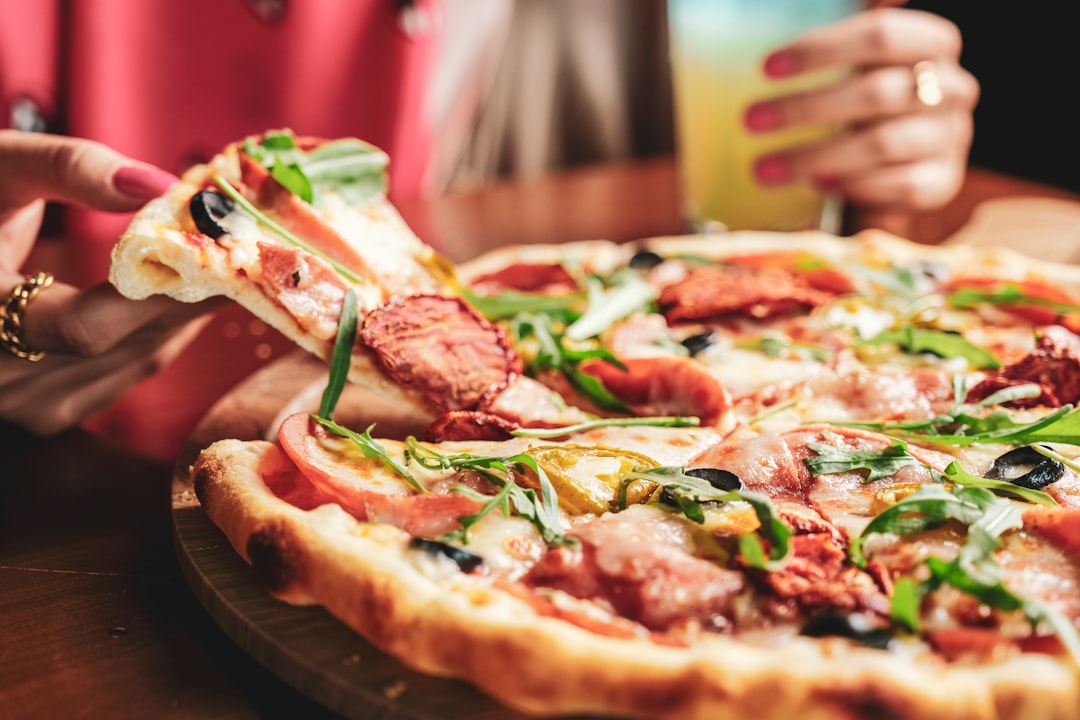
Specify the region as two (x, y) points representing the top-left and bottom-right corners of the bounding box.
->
(2, 159), (1078, 719)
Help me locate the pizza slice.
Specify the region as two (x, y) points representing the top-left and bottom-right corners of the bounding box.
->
(109, 130), (572, 428)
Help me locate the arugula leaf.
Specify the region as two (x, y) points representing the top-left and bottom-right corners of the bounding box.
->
(828, 376), (1080, 448)
(948, 284), (1080, 315)
(943, 461), (1058, 507)
(617, 466), (791, 568)
(260, 131), (296, 151)
(850, 264), (920, 304)
(214, 174), (365, 284)
(463, 288), (585, 321)
(851, 482), (1079, 663)
(851, 404), (1080, 447)
(302, 139), (388, 206)
(565, 273), (657, 341)
(405, 439), (572, 546)
(1025, 600), (1080, 669)
(242, 130), (388, 207)
(317, 289), (358, 420)
(849, 484), (988, 567)
(881, 485), (1080, 667)
(310, 416), (425, 492)
(805, 439), (920, 483)
(270, 161), (312, 203)
(464, 272), (649, 414)
(807, 430), (1059, 506)
(863, 326), (1000, 369)
(511, 415), (699, 439)
(514, 312), (630, 412)
(735, 335), (830, 362)
(890, 577), (923, 633)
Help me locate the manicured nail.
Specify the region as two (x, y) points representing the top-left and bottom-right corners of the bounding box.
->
(763, 50), (799, 79)
(112, 163), (179, 199)
(744, 103), (783, 132)
(754, 156), (791, 186)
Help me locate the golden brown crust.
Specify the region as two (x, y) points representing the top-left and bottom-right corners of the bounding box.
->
(193, 439), (1080, 720)
(458, 228), (1080, 289)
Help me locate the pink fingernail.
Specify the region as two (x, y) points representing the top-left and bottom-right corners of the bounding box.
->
(112, 164), (179, 199)
(744, 103), (783, 132)
(754, 156), (791, 186)
(763, 50), (799, 79)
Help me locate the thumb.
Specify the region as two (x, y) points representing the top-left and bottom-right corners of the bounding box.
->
(0, 130), (178, 213)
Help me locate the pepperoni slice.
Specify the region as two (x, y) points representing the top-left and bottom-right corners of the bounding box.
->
(468, 261), (580, 295)
(361, 294), (523, 413)
(968, 326), (1080, 407)
(723, 251), (856, 294)
(658, 265), (836, 323)
(423, 411), (518, 442)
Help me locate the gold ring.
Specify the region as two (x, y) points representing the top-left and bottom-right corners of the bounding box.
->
(0, 271), (55, 361)
(913, 60), (944, 108)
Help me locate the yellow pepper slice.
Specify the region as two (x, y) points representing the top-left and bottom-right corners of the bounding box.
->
(524, 444), (660, 515)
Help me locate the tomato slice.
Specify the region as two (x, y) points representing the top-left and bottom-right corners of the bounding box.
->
(277, 413), (480, 537)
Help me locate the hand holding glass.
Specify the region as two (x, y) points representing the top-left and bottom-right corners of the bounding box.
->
(667, 0), (863, 233)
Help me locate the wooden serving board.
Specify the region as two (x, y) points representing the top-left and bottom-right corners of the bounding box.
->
(171, 351), (549, 720)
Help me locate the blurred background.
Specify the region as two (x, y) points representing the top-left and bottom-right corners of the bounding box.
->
(442, 0), (1073, 195)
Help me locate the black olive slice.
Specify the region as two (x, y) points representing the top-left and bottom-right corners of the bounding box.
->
(983, 445), (1065, 490)
(681, 331), (715, 357)
(628, 249), (664, 271)
(685, 467), (743, 491)
(408, 537), (484, 574)
(800, 613), (893, 650)
(189, 188), (235, 239)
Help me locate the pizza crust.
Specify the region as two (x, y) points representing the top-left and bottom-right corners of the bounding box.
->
(193, 438), (1080, 720)
(459, 228), (1080, 289)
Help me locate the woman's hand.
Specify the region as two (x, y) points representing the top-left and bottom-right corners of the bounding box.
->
(0, 130), (213, 435)
(744, 7), (980, 218)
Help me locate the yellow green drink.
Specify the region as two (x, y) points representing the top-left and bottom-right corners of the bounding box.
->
(667, 0), (863, 232)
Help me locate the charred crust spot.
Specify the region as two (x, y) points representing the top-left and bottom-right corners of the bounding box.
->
(192, 463), (211, 508)
(246, 521), (305, 593)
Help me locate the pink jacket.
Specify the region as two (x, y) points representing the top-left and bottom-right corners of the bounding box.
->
(0, 0), (442, 459)
(1, 0), (439, 250)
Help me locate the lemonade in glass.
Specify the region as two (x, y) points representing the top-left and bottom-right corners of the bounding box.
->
(667, 0), (863, 233)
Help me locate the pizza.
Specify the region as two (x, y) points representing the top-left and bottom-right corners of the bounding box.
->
(111, 131), (1080, 719)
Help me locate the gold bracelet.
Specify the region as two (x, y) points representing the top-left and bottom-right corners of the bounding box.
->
(0, 271), (55, 361)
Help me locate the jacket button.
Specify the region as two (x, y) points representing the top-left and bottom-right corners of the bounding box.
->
(9, 96), (47, 133)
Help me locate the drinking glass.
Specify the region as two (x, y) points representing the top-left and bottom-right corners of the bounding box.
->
(667, 0), (864, 233)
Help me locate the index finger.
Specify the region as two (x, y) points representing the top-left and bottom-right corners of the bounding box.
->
(0, 130), (177, 213)
(767, 8), (963, 75)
